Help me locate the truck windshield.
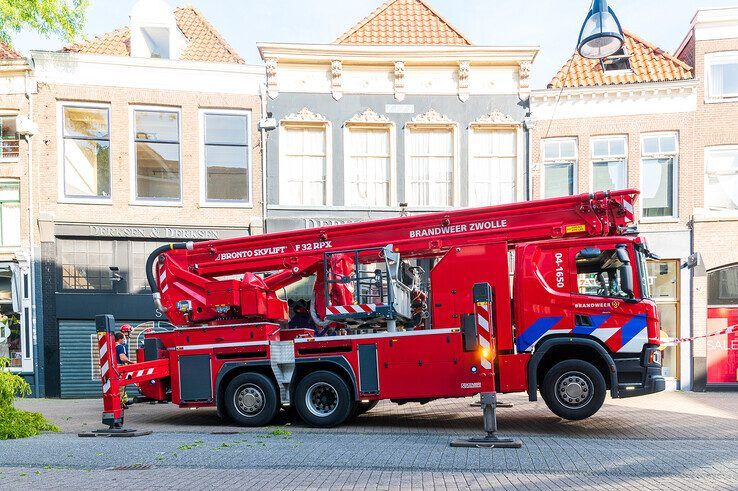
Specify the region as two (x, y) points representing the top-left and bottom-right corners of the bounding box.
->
(635, 246), (652, 299)
(575, 248), (634, 299)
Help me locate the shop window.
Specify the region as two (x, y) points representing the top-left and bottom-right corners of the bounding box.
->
(469, 128), (517, 206)
(129, 241), (169, 293)
(0, 180), (20, 247)
(59, 239), (114, 291)
(707, 264), (738, 385)
(407, 128), (454, 207)
(0, 116), (19, 161)
(542, 138), (577, 198)
(61, 106), (111, 199)
(203, 111), (250, 203)
(0, 267), (21, 367)
(591, 136), (627, 192)
(345, 126), (391, 207)
(280, 125), (328, 206)
(134, 109), (181, 201)
(641, 133), (678, 218)
(706, 52), (738, 101)
(704, 147), (738, 212)
(575, 248), (631, 298)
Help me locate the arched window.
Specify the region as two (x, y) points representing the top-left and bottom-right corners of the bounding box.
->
(708, 263), (738, 306)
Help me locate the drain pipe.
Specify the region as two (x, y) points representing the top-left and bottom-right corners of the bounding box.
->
(259, 83), (268, 233)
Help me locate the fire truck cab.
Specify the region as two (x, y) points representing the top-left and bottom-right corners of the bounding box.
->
(95, 190), (665, 429)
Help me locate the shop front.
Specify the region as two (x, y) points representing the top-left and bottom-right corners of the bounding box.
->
(43, 223), (249, 398)
(706, 263), (738, 387)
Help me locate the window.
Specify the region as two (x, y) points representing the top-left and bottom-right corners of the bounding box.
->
(542, 138), (577, 198)
(641, 133), (678, 218)
(0, 180), (20, 247)
(705, 147), (738, 212)
(469, 128), (517, 206)
(61, 106), (111, 199)
(0, 116), (19, 161)
(591, 136), (627, 192)
(345, 126), (391, 207)
(280, 125), (328, 206)
(601, 47), (631, 73)
(59, 239), (114, 290)
(708, 264), (738, 306)
(203, 112), (251, 204)
(407, 128), (454, 207)
(575, 248), (632, 298)
(706, 52), (738, 101)
(134, 109), (181, 201)
(130, 241), (169, 293)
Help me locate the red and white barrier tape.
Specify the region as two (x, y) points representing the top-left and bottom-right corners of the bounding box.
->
(654, 324), (736, 346)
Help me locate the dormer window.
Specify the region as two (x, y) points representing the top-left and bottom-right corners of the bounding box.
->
(601, 47), (631, 73)
(129, 0), (185, 60)
(141, 26), (170, 59)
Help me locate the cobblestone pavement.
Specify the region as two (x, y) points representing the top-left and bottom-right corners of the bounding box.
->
(1, 392), (736, 489)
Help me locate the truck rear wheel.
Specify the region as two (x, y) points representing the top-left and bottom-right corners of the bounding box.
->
(541, 360), (606, 420)
(224, 372), (279, 427)
(295, 371), (353, 428)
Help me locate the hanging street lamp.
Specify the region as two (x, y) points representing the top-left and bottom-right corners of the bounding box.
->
(577, 0), (625, 59)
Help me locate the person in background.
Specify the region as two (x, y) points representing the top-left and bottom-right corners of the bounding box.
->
(115, 332), (131, 409)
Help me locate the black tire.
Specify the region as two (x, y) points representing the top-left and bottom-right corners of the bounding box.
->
(223, 372), (279, 427)
(541, 360), (606, 420)
(294, 371), (354, 428)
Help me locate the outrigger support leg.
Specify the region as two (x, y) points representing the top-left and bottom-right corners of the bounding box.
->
(450, 392), (522, 448)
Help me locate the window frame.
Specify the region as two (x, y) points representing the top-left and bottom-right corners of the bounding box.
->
(129, 105), (183, 206)
(198, 108), (253, 208)
(705, 51), (738, 103)
(540, 137), (578, 199)
(0, 114), (19, 162)
(703, 145), (738, 216)
(639, 132), (679, 221)
(57, 102), (113, 204)
(403, 122), (459, 210)
(0, 179), (20, 248)
(342, 121), (396, 209)
(589, 135), (628, 193)
(467, 124), (524, 207)
(277, 119), (333, 208)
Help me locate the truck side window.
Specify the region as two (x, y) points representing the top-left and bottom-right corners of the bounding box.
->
(575, 249), (631, 298)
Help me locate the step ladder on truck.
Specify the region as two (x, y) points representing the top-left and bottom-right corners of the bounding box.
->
(94, 189), (666, 436)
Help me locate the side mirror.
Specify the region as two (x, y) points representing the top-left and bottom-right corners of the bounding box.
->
(615, 245), (634, 297)
(615, 244), (630, 264)
(578, 247), (601, 259)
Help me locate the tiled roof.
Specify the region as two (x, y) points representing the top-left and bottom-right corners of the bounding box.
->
(334, 0), (472, 46)
(62, 6), (244, 64)
(548, 30), (692, 89)
(0, 42), (23, 60)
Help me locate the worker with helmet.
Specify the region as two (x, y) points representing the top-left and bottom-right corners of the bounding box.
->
(117, 324), (133, 408)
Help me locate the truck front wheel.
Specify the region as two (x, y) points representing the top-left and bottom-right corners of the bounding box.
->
(224, 372), (279, 427)
(541, 360), (606, 420)
(295, 371), (353, 428)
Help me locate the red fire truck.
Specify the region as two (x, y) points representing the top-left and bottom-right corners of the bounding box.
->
(95, 189), (665, 430)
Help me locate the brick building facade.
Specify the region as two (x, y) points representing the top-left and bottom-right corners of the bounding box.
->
(28, 2), (266, 397)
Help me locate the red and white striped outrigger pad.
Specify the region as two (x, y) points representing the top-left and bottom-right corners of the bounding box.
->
(325, 303), (386, 316)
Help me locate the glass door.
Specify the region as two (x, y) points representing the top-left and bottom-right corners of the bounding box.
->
(647, 260), (680, 379)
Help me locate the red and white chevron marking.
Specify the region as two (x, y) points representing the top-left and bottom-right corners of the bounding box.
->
(622, 199), (634, 223)
(128, 368), (156, 379)
(97, 332), (111, 394)
(326, 303), (384, 315)
(475, 301), (492, 370)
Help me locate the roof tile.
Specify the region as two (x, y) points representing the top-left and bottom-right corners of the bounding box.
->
(62, 6), (243, 64)
(548, 30), (692, 89)
(334, 0), (471, 46)
(0, 41), (23, 60)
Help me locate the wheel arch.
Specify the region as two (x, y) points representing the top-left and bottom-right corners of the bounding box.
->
(527, 336), (619, 401)
(215, 361), (276, 419)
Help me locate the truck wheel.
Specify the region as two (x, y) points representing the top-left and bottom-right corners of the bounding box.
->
(541, 360), (606, 421)
(224, 372), (279, 427)
(295, 371), (353, 428)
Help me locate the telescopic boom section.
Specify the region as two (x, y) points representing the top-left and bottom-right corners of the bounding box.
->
(151, 190), (637, 326)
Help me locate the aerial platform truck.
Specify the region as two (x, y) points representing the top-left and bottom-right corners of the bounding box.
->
(94, 189), (665, 435)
